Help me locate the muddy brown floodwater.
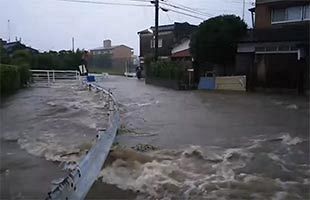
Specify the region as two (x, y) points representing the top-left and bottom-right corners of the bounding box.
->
(0, 76), (309, 199)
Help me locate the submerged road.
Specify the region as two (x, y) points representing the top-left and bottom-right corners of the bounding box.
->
(97, 76), (308, 148)
(0, 76), (309, 199)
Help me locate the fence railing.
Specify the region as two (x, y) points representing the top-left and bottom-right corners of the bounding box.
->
(46, 82), (120, 200)
(30, 70), (80, 85)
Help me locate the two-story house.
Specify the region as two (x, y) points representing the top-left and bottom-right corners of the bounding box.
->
(89, 40), (134, 74)
(236, 0), (309, 94)
(90, 40), (133, 59)
(138, 22), (197, 66)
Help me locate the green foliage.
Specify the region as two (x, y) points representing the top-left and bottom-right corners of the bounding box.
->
(89, 54), (112, 69)
(11, 50), (32, 67)
(0, 44), (83, 95)
(190, 15), (247, 65)
(32, 50), (83, 70)
(146, 60), (183, 80)
(0, 43), (10, 64)
(0, 64), (31, 95)
(17, 65), (31, 87)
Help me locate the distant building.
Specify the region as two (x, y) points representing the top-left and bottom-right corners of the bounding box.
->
(89, 40), (134, 74)
(138, 22), (197, 66)
(1, 40), (39, 55)
(0, 38), (7, 46)
(90, 39), (133, 60)
(236, 0), (309, 93)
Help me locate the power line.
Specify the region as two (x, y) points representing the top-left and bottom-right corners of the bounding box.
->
(161, 1), (213, 17)
(160, 7), (205, 20)
(57, 0), (206, 20)
(165, 12), (173, 23)
(57, 0), (153, 7)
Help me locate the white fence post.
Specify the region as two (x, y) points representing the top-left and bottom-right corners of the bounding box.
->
(52, 70), (55, 82)
(30, 70), (81, 85)
(47, 71), (50, 86)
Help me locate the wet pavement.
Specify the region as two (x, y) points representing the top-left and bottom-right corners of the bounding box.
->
(0, 76), (309, 199)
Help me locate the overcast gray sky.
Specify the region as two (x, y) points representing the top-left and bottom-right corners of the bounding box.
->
(0, 0), (254, 54)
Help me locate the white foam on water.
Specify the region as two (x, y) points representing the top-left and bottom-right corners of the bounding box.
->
(273, 101), (283, 105)
(137, 103), (152, 107)
(286, 104), (298, 110)
(271, 192), (288, 200)
(17, 136), (85, 162)
(100, 146), (278, 199)
(7, 82), (110, 164)
(279, 133), (303, 145)
(100, 141), (310, 199)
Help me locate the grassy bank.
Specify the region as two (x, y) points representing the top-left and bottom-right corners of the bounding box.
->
(0, 64), (31, 95)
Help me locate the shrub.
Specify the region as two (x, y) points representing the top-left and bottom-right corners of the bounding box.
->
(17, 64), (31, 86)
(0, 64), (30, 95)
(147, 60), (183, 80)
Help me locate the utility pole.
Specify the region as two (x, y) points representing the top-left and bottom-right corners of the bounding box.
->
(242, 0), (245, 20)
(72, 37), (75, 52)
(154, 0), (159, 61)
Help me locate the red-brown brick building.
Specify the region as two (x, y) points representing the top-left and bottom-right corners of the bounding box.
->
(236, 0), (309, 94)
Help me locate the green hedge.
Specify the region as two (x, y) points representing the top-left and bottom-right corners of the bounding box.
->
(0, 64), (31, 95)
(146, 60), (183, 80)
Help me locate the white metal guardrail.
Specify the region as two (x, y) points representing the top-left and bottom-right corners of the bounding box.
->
(46, 82), (120, 200)
(31, 70), (79, 85)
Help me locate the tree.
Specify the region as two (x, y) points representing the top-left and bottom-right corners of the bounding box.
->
(11, 50), (33, 66)
(0, 44), (10, 64)
(190, 15), (247, 66)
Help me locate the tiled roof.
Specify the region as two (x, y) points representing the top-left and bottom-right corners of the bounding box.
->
(90, 45), (133, 51)
(138, 22), (197, 34)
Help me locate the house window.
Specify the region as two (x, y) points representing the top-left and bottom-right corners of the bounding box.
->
(304, 5), (310, 20)
(287, 6), (302, 21)
(151, 39), (163, 48)
(272, 8), (286, 22)
(272, 5), (309, 24)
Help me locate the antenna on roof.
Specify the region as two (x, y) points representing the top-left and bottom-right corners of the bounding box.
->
(8, 20), (11, 42)
(72, 37), (75, 52)
(242, 0), (245, 20)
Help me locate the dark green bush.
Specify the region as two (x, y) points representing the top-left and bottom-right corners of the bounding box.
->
(0, 64), (30, 95)
(147, 60), (183, 80)
(17, 64), (31, 86)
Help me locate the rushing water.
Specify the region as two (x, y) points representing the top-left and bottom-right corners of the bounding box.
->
(1, 77), (309, 199)
(1, 81), (109, 163)
(103, 134), (309, 199)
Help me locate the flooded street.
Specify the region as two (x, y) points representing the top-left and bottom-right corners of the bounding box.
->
(0, 76), (309, 199)
(97, 76), (310, 199)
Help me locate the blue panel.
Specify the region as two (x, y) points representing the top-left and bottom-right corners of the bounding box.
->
(198, 77), (215, 90)
(87, 76), (95, 82)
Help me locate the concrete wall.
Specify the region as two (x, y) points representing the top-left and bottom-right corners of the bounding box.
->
(216, 76), (247, 91)
(145, 78), (181, 90)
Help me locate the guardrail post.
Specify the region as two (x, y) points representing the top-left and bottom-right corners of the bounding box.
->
(52, 70), (55, 83)
(47, 71), (50, 86)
